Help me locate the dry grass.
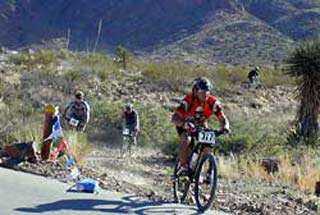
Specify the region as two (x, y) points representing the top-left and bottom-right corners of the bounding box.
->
(64, 131), (91, 164)
(219, 156), (271, 181)
(218, 156), (241, 178)
(276, 153), (320, 192)
(219, 150), (320, 193)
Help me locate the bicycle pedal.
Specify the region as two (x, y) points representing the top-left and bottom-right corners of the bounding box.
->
(179, 175), (189, 182)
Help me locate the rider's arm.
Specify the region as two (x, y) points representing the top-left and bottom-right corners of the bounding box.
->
(63, 102), (71, 119)
(212, 100), (230, 132)
(218, 114), (230, 132)
(135, 112), (140, 131)
(171, 94), (192, 127)
(171, 112), (185, 127)
(84, 101), (90, 123)
(121, 112), (126, 128)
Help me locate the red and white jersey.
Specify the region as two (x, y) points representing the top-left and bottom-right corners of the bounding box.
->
(175, 92), (225, 122)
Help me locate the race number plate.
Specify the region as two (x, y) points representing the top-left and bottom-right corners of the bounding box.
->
(69, 118), (79, 127)
(198, 131), (216, 144)
(122, 128), (130, 135)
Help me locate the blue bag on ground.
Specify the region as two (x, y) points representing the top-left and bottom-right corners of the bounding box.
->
(75, 178), (99, 193)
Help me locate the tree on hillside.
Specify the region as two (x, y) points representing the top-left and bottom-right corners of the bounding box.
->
(286, 39), (320, 144)
(115, 46), (129, 70)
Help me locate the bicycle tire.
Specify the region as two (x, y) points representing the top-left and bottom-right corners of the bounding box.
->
(194, 154), (218, 212)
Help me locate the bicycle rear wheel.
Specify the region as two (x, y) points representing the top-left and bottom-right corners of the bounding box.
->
(173, 161), (191, 203)
(120, 136), (129, 157)
(127, 136), (135, 157)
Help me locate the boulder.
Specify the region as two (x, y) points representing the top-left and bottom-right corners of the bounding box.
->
(315, 181), (320, 197)
(259, 157), (280, 174)
(0, 141), (38, 166)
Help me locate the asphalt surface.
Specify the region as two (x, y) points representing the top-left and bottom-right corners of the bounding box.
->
(0, 167), (229, 215)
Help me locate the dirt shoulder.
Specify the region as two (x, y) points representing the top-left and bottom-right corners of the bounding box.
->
(83, 147), (318, 215)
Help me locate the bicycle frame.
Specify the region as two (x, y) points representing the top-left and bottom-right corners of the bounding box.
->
(188, 130), (218, 178)
(173, 126), (224, 211)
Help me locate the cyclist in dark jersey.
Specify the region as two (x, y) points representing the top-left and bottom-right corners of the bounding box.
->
(122, 103), (140, 145)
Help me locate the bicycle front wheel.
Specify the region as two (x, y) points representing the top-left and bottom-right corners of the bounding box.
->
(194, 154), (218, 212)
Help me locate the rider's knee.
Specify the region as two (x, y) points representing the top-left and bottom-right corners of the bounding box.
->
(180, 133), (191, 144)
(202, 147), (212, 155)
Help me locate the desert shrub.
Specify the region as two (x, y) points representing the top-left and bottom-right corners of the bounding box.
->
(141, 61), (210, 91)
(218, 134), (254, 155)
(63, 68), (86, 83)
(88, 99), (178, 153)
(218, 108), (291, 156)
(0, 107), (43, 149)
(212, 65), (247, 90)
(161, 136), (180, 158)
(261, 67), (294, 87)
(134, 103), (176, 147)
(90, 99), (122, 129)
(9, 49), (71, 69)
(76, 52), (120, 82)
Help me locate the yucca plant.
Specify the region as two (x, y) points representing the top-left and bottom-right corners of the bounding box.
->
(286, 39), (320, 144)
(115, 45), (129, 70)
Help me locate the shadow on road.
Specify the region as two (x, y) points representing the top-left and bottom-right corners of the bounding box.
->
(15, 195), (200, 214)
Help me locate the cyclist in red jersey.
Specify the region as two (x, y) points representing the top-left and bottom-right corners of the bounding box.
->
(171, 77), (230, 174)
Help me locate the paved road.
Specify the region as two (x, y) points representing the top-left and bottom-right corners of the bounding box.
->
(0, 167), (229, 215)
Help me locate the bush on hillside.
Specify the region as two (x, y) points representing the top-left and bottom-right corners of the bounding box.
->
(141, 62), (210, 91)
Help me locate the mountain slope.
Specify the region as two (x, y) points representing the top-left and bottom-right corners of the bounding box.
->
(150, 11), (294, 65)
(0, 0), (236, 49)
(0, 0), (320, 64)
(240, 0), (320, 40)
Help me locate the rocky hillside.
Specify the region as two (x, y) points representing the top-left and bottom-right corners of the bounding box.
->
(0, 45), (319, 214)
(1, 0), (320, 64)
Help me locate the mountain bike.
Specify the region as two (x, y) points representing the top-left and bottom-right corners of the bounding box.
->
(173, 125), (225, 212)
(121, 128), (136, 157)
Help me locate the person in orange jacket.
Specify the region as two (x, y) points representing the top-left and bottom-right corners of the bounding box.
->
(171, 77), (230, 174)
